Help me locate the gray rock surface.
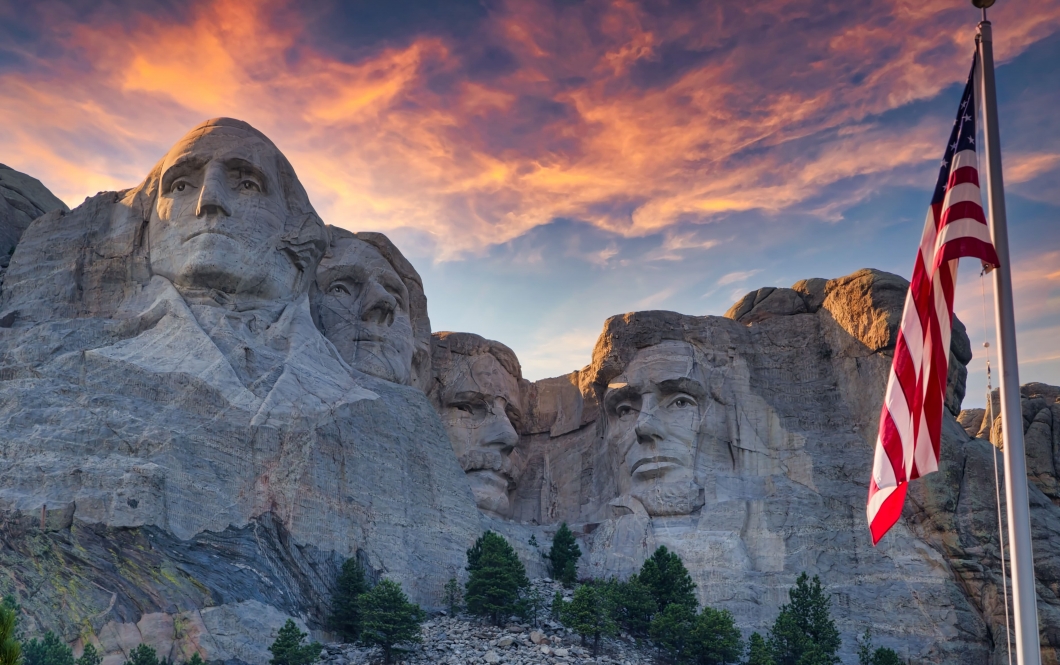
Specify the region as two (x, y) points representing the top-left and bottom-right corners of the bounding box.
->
(0, 163), (68, 279)
(3, 130), (1059, 665)
(0, 122), (482, 665)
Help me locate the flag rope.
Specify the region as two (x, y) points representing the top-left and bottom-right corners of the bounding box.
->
(982, 269), (1013, 665)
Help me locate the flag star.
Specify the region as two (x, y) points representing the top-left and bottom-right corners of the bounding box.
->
(951, 142), (958, 151)
(963, 114), (972, 122)
(968, 136), (974, 144)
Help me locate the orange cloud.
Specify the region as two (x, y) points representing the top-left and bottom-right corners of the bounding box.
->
(1, 0), (1058, 261)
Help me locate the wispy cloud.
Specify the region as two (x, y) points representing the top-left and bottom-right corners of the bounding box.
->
(718, 269), (764, 286)
(2, 0), (1058, 261)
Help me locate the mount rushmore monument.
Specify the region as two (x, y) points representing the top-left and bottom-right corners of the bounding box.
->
(1, 119), (1059, 664)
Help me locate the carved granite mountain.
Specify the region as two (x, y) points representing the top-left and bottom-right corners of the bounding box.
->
(2, 134), (1058, 665)
(0, 125), (482, 665)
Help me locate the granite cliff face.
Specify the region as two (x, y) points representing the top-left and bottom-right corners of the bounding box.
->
(1, 123), (1058, 665)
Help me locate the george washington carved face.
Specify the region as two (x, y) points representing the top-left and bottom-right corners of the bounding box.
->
(149, 121), (322, 303)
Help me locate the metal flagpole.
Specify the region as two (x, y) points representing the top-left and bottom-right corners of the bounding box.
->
(974, 2), (1042, 662)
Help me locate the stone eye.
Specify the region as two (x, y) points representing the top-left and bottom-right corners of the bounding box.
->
(241, 180), (260, 191)
(175, 182), (187, 192)
(328, 283), (351, 296)
(616, 404), (634, 418)
(455, 404), (474, 415)
(671, 396), (695, 408)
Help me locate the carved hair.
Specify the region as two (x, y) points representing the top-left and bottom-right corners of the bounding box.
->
(429, 331), (522, 380)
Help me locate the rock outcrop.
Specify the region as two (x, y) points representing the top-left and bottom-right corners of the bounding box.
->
(0, 163), (68, 282)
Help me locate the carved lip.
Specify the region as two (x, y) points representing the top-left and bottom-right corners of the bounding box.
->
(630, 456), (684, 476)
(185, 229), (238, 243)
(468, 468), (514, 487)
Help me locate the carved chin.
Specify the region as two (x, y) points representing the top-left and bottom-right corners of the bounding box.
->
(467, 470), (511, 516)
(632, 480), (705, 517)
(347, 339), (413, 385)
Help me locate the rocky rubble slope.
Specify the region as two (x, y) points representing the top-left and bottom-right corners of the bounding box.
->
(321, 581), (655, 665)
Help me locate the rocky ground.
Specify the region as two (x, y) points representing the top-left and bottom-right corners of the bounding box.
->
(320, 580), (657, 665)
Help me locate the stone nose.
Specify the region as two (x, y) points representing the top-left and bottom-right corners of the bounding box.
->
(634, 401), (665, 445)
(359, 280), (397, 327)
(480, 408), (518, 454)
(196, 166), (232, 218)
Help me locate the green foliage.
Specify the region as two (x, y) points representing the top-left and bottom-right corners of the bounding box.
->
(443, 578), (463, 616)
(464, 531), (529, 626)
(560, 584), (617, 656)
(329, 558), (367, 642)
(125, 644), (159, 665)
(359, 579), (425, 665)
(606, 576), (657, 639)
(551, 591), (565, 622)
(688, 607), (743, 665)
(650, 602), (696, 662)
(268, 619), (321, 665)
(23, 632), (74, 665)
(0, 603), (21, 665)
(528, 534), (539, 548)
(520, 587), (545, 627)
(547, 523), (582, 587)
(766, 574), (840, 665)
(745, 633), (774, 665)
(76, 644), (102, 665)
(638, 546), (697, 614)
(856, 630), (901, 665)
(183, 655), (204, 665)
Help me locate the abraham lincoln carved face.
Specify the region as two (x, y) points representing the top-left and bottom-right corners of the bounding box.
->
(604, 340), (709, 516)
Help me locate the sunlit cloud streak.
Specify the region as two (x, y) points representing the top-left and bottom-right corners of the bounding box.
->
(2, 0), (1058, 261)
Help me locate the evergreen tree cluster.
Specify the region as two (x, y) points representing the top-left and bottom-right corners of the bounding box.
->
(465, 530), (530, 626)
(326, 558), (425, 664)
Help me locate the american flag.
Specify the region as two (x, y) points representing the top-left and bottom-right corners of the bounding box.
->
(867, 57), (1001, 545)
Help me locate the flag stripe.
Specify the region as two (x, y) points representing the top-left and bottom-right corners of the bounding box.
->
(867, 55), (1000, 544)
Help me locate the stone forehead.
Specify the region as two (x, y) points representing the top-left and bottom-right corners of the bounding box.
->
(440, 354), (521, 408)
(163, 124), (280, 170)
(318, 236), (394, 283)
(615, 340), (702, 387)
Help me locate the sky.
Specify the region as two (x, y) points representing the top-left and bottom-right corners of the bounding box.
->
(0, 0), (1057, 407)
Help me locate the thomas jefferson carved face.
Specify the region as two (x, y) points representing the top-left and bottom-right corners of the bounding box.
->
(604, 340), (708, 516)
(436, 353), (523, 517)
(149, 125), (303, 302)
(316, 237), (415, 385)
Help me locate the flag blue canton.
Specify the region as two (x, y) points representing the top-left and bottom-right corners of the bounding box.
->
(932, 60), (978, 207)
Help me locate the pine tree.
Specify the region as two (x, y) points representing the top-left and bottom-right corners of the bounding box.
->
(606, 576), (657, 639)
(329, 558), (367, 642)
(649, 602), (695, 663)
(744, 633), (774, 665)
(521, 586), (545, 627)
(767, 574), (840, 665)
(464, 531), (529, 626)
(547, 523), (582, 587)
(23, 631), (74, 665)
(560, 583), (617, 656)
(551, 591), (565, 622)
(0, 602), (20, 665)
(125, 644), (159, 665)
(638, 546), (697, 614)
(183, 655), (204, 665)
(268, 619), (321, 665)
(76, 644), (102, 665)
(358, 579), (425, 665)
(687, 606), (743, 665)
(443, 577), (463, 616)
(857, 629), (901, 665)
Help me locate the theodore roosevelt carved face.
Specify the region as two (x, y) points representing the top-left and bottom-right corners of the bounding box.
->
(430, 333), (524, 518)
(604, 340), (708, 516)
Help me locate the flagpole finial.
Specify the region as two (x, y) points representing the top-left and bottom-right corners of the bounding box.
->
(971, 0), (995, 7)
